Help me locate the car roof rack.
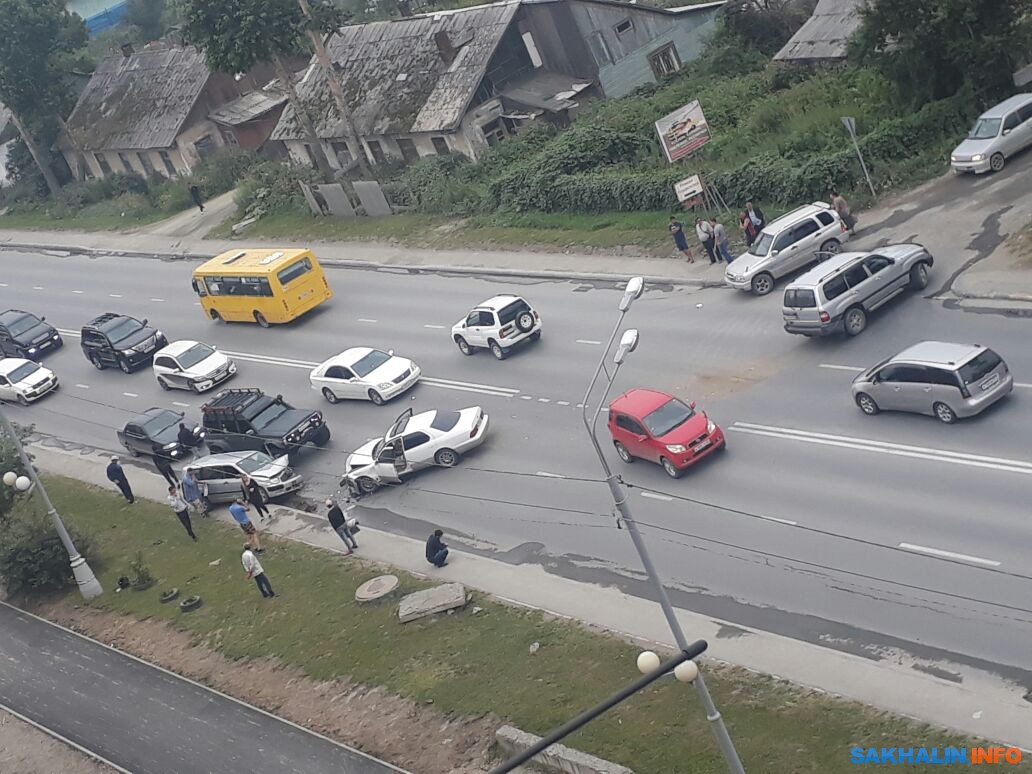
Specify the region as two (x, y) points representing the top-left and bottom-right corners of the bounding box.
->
(201, 387), (267, 414)
(85, 311), (123, 327)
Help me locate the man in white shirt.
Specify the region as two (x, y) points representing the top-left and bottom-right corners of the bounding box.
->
(242, 545), (275, 598)
(167, 485), (197, 541)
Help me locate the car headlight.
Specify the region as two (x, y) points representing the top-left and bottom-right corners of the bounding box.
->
(378, 382), (393, 390)
(27, 347), (37, 354)
(53, 334), (60, 340)
(163, 442), (178, 450)
(155, 330), (163, 339)
(666, 444), (687, 453)
(706, 419), (716, 434)
(950, 155), (958, 162)
(971, 154), (985, 162)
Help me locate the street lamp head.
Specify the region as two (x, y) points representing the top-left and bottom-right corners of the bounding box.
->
(619, 277), (645, 312)
(613, 329), (639, 365)
(674, 659), (699, 683)
(636, 650), (661, 675)
(15, 475), (31, 492)
(2, 471), (16, 488)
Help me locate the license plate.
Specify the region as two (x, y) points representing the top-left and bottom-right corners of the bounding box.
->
(980, 373), (1000, 390)
(694, 439), (711, 452)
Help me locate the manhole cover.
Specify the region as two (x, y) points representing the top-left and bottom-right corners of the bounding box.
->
(356, 574), (399, 603)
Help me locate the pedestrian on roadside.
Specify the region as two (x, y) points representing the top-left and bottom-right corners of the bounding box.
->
(181, 467), (209, 517)
(425, 529), (449, 568)
(326, 498), (357, 554)
(167, 485), (197, 541)
(242, 545), (275, 598)
(695, 218), (717, 264)
(739, 209), (759, 247)
(711, 218), (735, 263)
(240, 474), (270, 521)
(189, 184), (205, 213)
(154, 453), (178, 487)
(668, 216), (695, 263)
(742, 200), (766, 247)
(106, 456), (135, 504)
(230, 498), (263, 553)
(830, 189), (857, 235)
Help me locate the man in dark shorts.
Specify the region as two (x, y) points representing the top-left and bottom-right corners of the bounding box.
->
(229, 499), (263, 553)
(669, 216), (695, 263)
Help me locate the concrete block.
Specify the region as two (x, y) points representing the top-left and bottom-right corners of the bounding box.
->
(398, 582), (468, 623)
(353, 180), (392, 217)
(495, 725), (634, 774)
(356, 574), (399, 604)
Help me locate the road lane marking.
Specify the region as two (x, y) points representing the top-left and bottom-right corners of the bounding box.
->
(538, 398), (550, 403)
(520, 395), (533, 400)
(74, 384), (90, 389)
(898, 543), (1001, 567)
(819, 364), (865, 372)
(149, 298), (165, 302)
(557, 401), (570, 406)
(576, 339), (602, 345)
(641, 491), (673, 502)
(759, 515), (798, 526)
(109, 293), (122, 298)
(0, 282), (7, 287)
(729, 422), (1032, 476)
(72, 289), (83, 294)
(357, 318), (377, 323)
(1017, 382), (1032, 389)
(536, 471), (565, 478)
(171, 401), (191, 408)
(122, 392), (138, 398)
(423, 324), (445, 329)
(32, 286), (43, 290)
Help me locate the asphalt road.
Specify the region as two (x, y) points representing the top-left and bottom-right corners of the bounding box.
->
(2, 161), (1031, 699)
(0, 604), (404, 774)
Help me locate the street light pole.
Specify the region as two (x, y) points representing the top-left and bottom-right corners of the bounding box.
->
(580, 279), (745, 774)
(0, 409), (102, 600)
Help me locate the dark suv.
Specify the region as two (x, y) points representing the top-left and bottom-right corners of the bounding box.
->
(201, 388), (330, 458)
(81, 313), (167, 373)
(0, 309), (62, 360)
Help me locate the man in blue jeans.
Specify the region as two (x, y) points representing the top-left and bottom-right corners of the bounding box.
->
(425, 529), (448, 567)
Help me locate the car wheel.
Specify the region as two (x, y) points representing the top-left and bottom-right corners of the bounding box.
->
(660, 457), (682, 479)
(855, 392), (880, 415)
(934, 402), (957, 424)
(321, 387), (338, 404)
(16, 394), (29, 406)
(357, 476), (379, 494)
(367, 389), (385, 406)
(118, 357), (132, 374)
(819, 238), (841, 254)
(751, 273), (774, 296)
(844, 307), (867, 336)
(455, 336), (473, 356)
(989, 153), (1005, 172)
(515, 311), (535, 333)
(90, 353), (105, 370)
(614, 441), (633, 463)
(157, 377), (171, 391)
(210, 309), (222, 322)
(489, 340), (506, 360)
(254, 311), (270, 328)
(909, 262), (929, 290)
(435, 448), (459, 467)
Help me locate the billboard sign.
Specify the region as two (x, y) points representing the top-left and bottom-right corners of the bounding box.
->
(656, 100), (711, 162)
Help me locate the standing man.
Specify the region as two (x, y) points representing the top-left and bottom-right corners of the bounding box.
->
(744, 200), (766, 237)
(695, 218), (717, 264)
(425, 529), (449, 568)
(240, 474), (270, 521)
(167, 485), (197, 541)
(181, 467), (209, 517)
(830, 190), (857, 235)
(106, 456), (135, 504)
(668, 216), (695, 263)
(154, 453), (178, 487)
(189, 184), (205, 213)
(242, 545), (275, 598)
(230, 498), (263, 553)
(326, 498), (357, 555)
(711, 218), (735, 263)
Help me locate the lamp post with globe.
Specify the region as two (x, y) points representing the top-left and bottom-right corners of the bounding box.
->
(0, 409), (103, 600)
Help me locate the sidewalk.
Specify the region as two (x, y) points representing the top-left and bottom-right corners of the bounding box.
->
(28, 439), (1032, 752)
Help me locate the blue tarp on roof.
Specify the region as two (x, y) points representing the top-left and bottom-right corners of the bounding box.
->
(67, 0), (129, 34)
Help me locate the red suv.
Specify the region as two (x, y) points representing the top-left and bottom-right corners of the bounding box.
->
(608, 388), (725, 478)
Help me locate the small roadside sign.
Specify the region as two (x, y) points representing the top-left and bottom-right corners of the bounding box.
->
(841, 116), (856, 136)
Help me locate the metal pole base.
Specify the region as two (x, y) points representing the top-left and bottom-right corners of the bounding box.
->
(70, 556), (103, 600)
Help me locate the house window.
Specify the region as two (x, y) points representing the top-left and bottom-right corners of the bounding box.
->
(117, 152), (134, 173)
(158, 150), (177, 177)
(95, 153), (112, 176)
(481, 118), (515, 147)
(331, 141), (352, 168)
(648, 44), (681, 79)
(397, 138), (420, 164)
(137, 152), (155, 177)
(194, 134), (217, 160)
(521, 31), (543, 68)
(220, 128), (239, 147)
(366, 140), (387, 165)
(302, 143), (318, 167)
(431, 136), (450, 155)
(614, 18), (634, 36)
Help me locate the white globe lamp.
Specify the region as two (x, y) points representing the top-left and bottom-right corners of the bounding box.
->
(674, 660), (699, 684)
(636, 650), (661, 675)
(15, 475), (32, 492)
(2, 471), (16, 487)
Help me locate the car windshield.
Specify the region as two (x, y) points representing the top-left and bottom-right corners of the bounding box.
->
(249, 402), (289, 428)
(958, 349), (1002, 384)
(351, 350), (391, 377)
(237, 452), (274, 474)
(178, 343), (215, 369)
(5, 313), (38, 336)
(642, 398), (695, 437)
(968, 118), (1001, 140)
(8, 362), (40, 382)
(141, 410), (179, 435)
(103, 318), (144, 344)
(748, 232), (774, 257)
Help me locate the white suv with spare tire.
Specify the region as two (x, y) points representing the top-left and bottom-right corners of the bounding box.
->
(452, 295), (541, 360)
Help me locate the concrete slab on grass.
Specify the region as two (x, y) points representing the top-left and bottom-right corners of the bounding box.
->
(495, 725), (634, 774)
(398, 583), (468, 623)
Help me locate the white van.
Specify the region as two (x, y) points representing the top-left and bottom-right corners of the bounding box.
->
(951, 94), (1032, 173)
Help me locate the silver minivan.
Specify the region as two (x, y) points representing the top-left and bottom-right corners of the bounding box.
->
(850, 342), (1013, 424)
(189, 450), (303, 501)
(951, 93), (1032, 173)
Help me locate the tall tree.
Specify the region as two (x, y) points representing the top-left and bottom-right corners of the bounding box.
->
(178, 0), (334, 176)
(852, 0), (1032, 106)
(0, 0), (88, 192)
(126, 0), (167, 41)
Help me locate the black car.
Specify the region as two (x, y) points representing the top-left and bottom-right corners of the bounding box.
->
(117, 408), (204, 460)
(81, 313), (167, 373)
(201, 388), (330, 458)
(0, 309), (62, 360)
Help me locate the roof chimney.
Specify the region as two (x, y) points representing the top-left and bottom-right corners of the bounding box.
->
(120, 42), (134, 58)
(433, 31), (455, 65)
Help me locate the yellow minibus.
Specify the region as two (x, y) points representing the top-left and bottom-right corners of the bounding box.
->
(191, 248), (333, 327)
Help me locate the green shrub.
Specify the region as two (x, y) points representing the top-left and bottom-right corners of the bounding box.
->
(236, 159), (320, 218)
(0, 509), (93, 596)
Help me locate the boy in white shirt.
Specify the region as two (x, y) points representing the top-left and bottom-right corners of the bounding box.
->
(242, 545), (275, 598)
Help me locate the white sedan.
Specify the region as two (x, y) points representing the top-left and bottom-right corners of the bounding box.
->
(0, 358), (58, 405)
(153, 340), (236, 393)
(310, 347), (420, 406)
(342, 406), (489, 493)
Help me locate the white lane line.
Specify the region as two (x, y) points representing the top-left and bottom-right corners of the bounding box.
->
(576, 339), (602, 345)
(0, 282), (8, 287)
(194, 302), (201, 306)
(760, 515), (798, 526)
(520, 395), (533, 400)
(1016, 382), (1032, 389)
(171, 401), (191, 408)
(729, 422), (1032, 476)
(641, 491), (673, 502)
(819, 364), (865, 372)
(357, 318), (377, 323)
(538, 398), (550, 403)
(536, 471), (565, 479)
(557, 401), (570, 406)
(74, 383), (90, 389)
(898, 543), (1001, 567)
(32, 286), (43, 290)
(57, 328), (79, 337)
(149, 298), (165, 302)
(423, 324), (445, 329)
(109, 293), (122, 298)
(72, 289), (84, 294)
(420, 376), (519, 394)
(122, 392), (138, 398)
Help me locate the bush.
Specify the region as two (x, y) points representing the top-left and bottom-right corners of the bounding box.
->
(0, 509), (93, 596)
(235, 159), (321, 218)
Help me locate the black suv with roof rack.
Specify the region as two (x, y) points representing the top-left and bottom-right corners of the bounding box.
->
(200, 388), (330, 458)
(81, 313), (167, 373)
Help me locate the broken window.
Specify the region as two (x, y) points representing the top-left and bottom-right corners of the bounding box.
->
(366, 140), (387, 165)
(431, 136), (450, 155)
(331, 141), (353, 168)
(96, 153), (112, 176)
(117, 152), (134, 173)
(158, 150), (177, 177)
(648, 44), (681, 79)
(137, 152), (156, 177)
(397, 138), (420, 164)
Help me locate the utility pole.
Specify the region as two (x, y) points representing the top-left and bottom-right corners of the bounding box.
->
(271, 51), (334, 178)
(7, 109), (61, 193)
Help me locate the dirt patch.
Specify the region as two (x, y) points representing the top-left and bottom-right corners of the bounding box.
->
(31, 599), (500, 774)
(1007, 220), (1032, 268)
(0, 708), (114, 774)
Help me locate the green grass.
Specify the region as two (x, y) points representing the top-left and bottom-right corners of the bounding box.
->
(28, 475), (1027, 774)
(0, 198), (173, 232)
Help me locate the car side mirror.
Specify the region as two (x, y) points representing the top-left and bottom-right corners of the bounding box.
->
(141, 318), (148, 326)
(1003, 128), (1011, 135)
(689, 401), (697, 410)
(771, 249), (780, 256)
(40, 316), (46, 322)
(635, 433), (648, 442)
(246, 429), (255, 435)
(388, 349), (394, 356)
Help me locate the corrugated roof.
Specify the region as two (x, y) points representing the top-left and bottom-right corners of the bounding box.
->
(270, 1), (521, 140)
(209, 87), (288, 126)
(64, 45), (210, 151)
(773, 0), (863, 62)
(500, 71), (593, 112)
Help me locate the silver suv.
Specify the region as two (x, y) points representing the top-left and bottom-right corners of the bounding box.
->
(725, 202), (848, 296)
(782, 244), (933, 337)
(850, 342), (1013, 424)
(452, 295), (541, 360)
(189, 450), (303, 501)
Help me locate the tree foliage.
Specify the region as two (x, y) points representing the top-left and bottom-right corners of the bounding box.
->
(722, 0), (818, 56)
(0, 509), (93, 596)
(178, 0), (312, 73)
(126, 0), (167, 41)
(851, 0), (1032, 106)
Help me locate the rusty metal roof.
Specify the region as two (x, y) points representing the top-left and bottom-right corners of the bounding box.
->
(270, 1), (521, 140)
(64, 45), (210, 151)
(773, 0), (864, 62)
(209, 86), (288, 127)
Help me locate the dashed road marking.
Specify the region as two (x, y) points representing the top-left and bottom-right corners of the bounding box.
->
(171, 401), (191, 408)
(149, 298), (165, 302)
(0, 283), (8, 287)
(818, 364), (865, 372)
(537, 398), (550, 403)
(357, 318), (377, 323)
(759, 515), (798, 526)
(641, 491), (673, 502)
(74, 383), (90, 389)
(423, 324), (445, 329)
(32, 286), (43, 290)
(72, 290), (84, 294)
(576, 339), (602, 345)
(109, 293), (122, 298)
(122, 392), (138, 398)
(557, 401), (570, 406)
(1016, 382), (1032, 389)
(898, 543), (1001, 567)
(536, 471), (565, 479)
(520, 395), (533, 400)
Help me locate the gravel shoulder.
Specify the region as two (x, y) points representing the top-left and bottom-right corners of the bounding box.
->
(0, 708), (115, 774)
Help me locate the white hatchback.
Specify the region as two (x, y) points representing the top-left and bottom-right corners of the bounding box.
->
(0, 358), (58, 405)
(310, 347), (420, 405)
(452, 295), (541, 360)
(153, 340), (236, 393)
